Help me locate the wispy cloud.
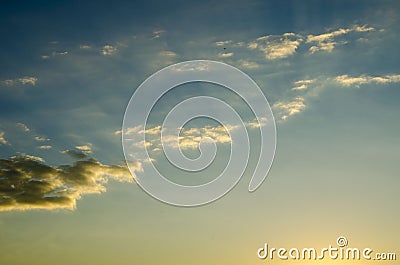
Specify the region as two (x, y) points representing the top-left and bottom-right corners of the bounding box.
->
(101, 45), (117, 56)
(171, 62), (210, 72)
(272, 97), (306, 121)
(38, 145), (52, 150)
(306, 25), (375, 53)
(34, 136), (50, 141)
(1, 76), (38, 86)
(151, 29), (166, 39)
(175, 125), (231, 149)
(124, 119), (268, 155)
(237, 60), (260, 69)
(215, 40), (232, 46)
(40, 51), (68, 59)
(218, 52), (234, 58)
(159, 51), (177, 57)
(75, 144), (92, 153)
(17, 123), (30, 132)
(60, 149), (89, 160)
(334, 74), (400, 87)
(79, 44), (92, 50)
(292, 79), (315, 91)
(0, 131), (8, 145)
(248, 33), (303, 60)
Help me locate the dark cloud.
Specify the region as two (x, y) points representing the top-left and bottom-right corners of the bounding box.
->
(0, 155), (133, 212)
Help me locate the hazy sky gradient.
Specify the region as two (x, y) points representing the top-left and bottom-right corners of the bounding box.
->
(0, 1), (399, 264)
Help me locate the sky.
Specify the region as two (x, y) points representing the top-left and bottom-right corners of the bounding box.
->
(0, 0), (399, 264)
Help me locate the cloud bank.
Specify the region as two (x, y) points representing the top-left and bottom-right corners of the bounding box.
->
(0, 156), (132, 212)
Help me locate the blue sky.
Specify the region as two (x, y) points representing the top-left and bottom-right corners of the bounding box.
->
(0, 1), (399, 264)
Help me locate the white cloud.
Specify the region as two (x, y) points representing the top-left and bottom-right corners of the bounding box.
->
(178, 125), (231, 149)
(41, 51), (68, 59)
(353, 25), (375, 33)
(151, 29), (166, 39)
(75, 144), (93, 154)
(79, 44), (92, 50)
(272, 97), (306, 121)
(38, 145), (52, 150)
(247, 42), (258, 50)
(237, 60), (260, 69)
(135, 121), (267, 152)
(0, 131), (8, 145)
(292, 79), (315, 91)
(218, 52), (234, 58)
(101, 45), (117, 56)
(13, 154), (46, 163)
(306, 25), (375, 54)
(34, 136), (50, 141)
(54, 51), (68, 56)
(248, 33), (302, 60)
(215, 40), (232, 46)
(2, 76), (38, 86)
(335, 74), (400, 87)
(124, 125), (162, 136)
(245, 117), (268, 128)
(172, 62), (209, 72)
(19, 77), (38, 85)
(159, 51), (177, 57)
(17, 123), (30, 132)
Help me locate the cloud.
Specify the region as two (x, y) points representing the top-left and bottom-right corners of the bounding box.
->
(75, 144), (92, 153)
(334, 74), (400, 87)
(19, 77), (38, 85)
(171, 63), (210, 72)
(38, 145), (52, 150)
(0, 131), (8, 145)
(159, 51), (177, 57)
(128, 120), (268, 152)
(0, 156), (132, 212)
(245, 117), (268, 128)
(40, 51), (68, 59)
(178, 125), (232, 149)
(215, 40), (232, 46)
(17, 123), (30, 132)
(124, 125), (162, 137)
(292, 79), (315, 91)
(15, 154), (46, 163)
(60, 150), (89, 160)
(151, 29), (166, 39)
(306, 25), (375, 54)
(272, 97), (306, 121)
(1, 76), (38, 86)
(34, 136), (50, 141)
(218, 52), (234, 58)
(237, 60), (260, 69)
(55, 51), (68, 56)
(101, 45), (117, 56)
(79, 44), (92, 50)
(248, 33), (302, 60)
